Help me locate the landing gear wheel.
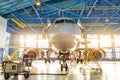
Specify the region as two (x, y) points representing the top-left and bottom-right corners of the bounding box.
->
(65, 66), (68, 72)
(96, 68), (102, 72)
(99, 68), (102, 72)
(14, 73), (18, 76)
(49, 59), (50, 63)
(65, 64), (68, 72)
(77, 59), (79, 63)
(4, 73), (10, 79)
(61, 64), (63, 71)
(24, 72), (29, 79)
(80, 59), (83, 64)
(45, 59), (47, 63)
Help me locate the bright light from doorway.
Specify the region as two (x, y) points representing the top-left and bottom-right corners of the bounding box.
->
(19, 35), (49, 48)
(100, 35), (111, 47)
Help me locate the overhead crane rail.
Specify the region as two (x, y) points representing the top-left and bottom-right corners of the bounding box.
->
(11, 19), (26, 28)
(65, 6), (117, 10)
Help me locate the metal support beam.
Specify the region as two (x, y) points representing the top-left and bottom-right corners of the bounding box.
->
(87, 0), (98, 31)
(65, 1), (86, 9)
(7, 26), (17, 33)
(6, 17), (120, 20)
(20, 18), (36, 32)
(111, 34), (116, 60)
(11, 13), (35, 32)
(80, 10), (84, 17)
(88, 10), (107, 32)
(19, 3), (32, 17)
(1, 0), (50, 16)
(1, 0), (23, 15)
(104, 0), (120, 15)
(113, 23), (120, 32)
(8, 22), (23, 32)
(44, 10), (58, 17)
(29, 0), (43, 23)
(103, 0), (120, 30)
(86, 0), (98, 17)
(42, 2), (80, 17)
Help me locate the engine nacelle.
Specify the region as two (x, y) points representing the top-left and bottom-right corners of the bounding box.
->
(83, 48), (106, 61)
(23, 48), (39, 60)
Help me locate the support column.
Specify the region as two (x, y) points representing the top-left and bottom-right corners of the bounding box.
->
(98, 34), (100, 49)
(111, 34), (116, 60)
(24, 35), (26, 49)
(36, 34), (38, 48)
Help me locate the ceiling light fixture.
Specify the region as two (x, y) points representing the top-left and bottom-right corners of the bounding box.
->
(36, 0), (41, 7)
(105, 18), (109, 22)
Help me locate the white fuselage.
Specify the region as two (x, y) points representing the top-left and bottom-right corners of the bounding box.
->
(47, 17), (82, 51)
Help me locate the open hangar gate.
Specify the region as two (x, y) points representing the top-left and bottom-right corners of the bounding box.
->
(0, 0), (120, 80)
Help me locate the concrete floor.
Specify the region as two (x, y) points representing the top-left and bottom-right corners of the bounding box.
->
(0, 61), (120, 80)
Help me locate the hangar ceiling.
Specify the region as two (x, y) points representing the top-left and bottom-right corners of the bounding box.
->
(0, 0), (120, 34)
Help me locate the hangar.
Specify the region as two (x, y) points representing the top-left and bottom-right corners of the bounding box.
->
(0, 0), (120, 80)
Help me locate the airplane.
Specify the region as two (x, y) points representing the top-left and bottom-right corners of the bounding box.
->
(41, 17), (106, 72)
(22, 17), (106, 72)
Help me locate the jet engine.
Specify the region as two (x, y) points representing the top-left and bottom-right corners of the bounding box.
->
(83, 48), (106, 61)
(23, 48), (39, 60)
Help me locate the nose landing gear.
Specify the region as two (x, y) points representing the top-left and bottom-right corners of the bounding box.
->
(60, 55), (69, 72)
(61, 60), (68, 72)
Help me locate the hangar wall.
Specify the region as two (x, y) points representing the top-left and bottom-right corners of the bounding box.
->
(6, 33), (120, 61)
(0, 16), (7, 48)
(0, 16), (7, 63)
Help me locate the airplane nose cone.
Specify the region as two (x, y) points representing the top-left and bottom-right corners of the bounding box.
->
(52, 33), (78, 51)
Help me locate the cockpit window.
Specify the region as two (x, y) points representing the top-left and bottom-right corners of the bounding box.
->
(55, 20), (64, 23)
(65, 19), (74, 23)
(54, 19), (75, 24)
